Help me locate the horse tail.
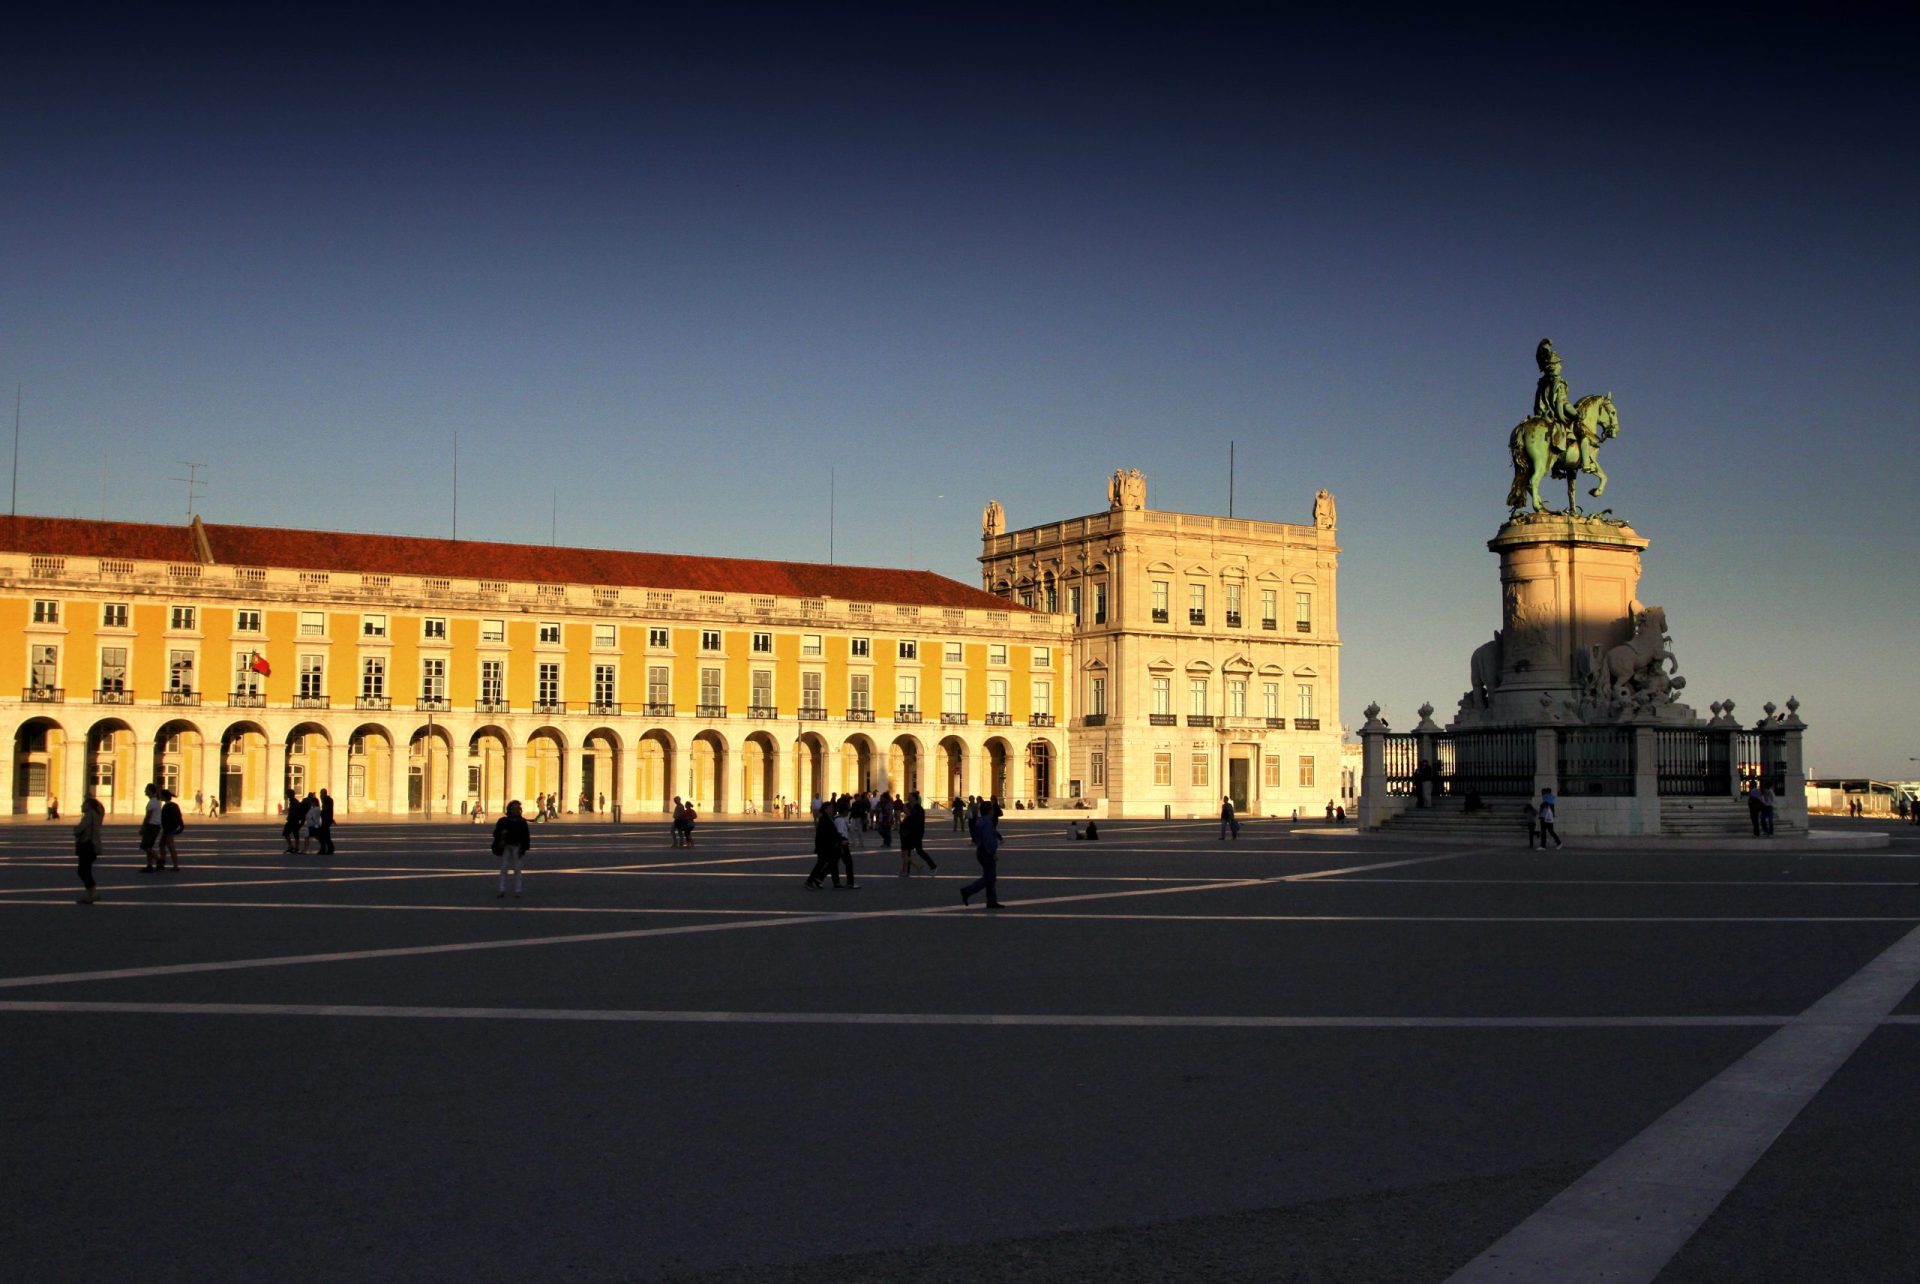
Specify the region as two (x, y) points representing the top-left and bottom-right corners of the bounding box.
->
(1504, 422), (1532, 508)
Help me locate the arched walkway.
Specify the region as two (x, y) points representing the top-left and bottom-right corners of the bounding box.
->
(220, 721), (270, 815)
(794, 732), (829, 808)
(13, 717), (67, 815)
(1025, 738), (1055, 804)
(468, 726), (511, 815)
(984, 737), (1012, 803)
(525, 727), (567, 810)
(840, 734), (876, 796)
(347, 724), (395, 814)
(286, 722), (332, 805)
(153, 719), (206, 807)
(690, 730), (728, 811)
(583, 728), (621, 813)
(888, 734), (923, 798)
(637, 729), (676, 814)
(408, 724), (455, 815)
(937, 736), (968, 803)
(742, 731), (780, 811)
(85, 718), (136, 815)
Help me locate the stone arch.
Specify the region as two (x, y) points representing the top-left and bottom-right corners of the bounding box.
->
(347, 723), (395, 814)
(524, 726), (567, 810)
(467, 725), (512, 815)
(217, 721), (268, 815)
(794, 731), (829, 807)
(840, 733), (877, 796)
(583, 727), (622, 815)
(983, 736), (1013, 804)
(690, 728), (729, 812)
(407, 723), (455, 815)
(1024, 738), (1057, 804)
(152, 718), (206, 806)
(742, 730), (780, 811)
(12, 716), (68, 815)
(888, 733), (923, 798)
(936, 735), (968, 803)
(636, 727), (677, 814)
(85, 717), (137, 814)
(285, 722), (332, 806)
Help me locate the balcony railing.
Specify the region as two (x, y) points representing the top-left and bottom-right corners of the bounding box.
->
(1262, 619), (1277, 631)
(23, 686), (64, 703)
(1266, 717), (1286, 729)
(985, 711), (1012, 726)
(1296, 620), (1311, 633)
(894, 706), (921, 723)
(844, 707), (873, 722)
(1082, 713), (1107, 727)
(644, 702), (676, 717)
(1187, 714), (1215, 728)
(1225, 612), (1242, 628)
(587, 700), (621, 717)
(1149, 713), (1177, 726)
(356, 695), (392, 711)
(1189, 610), (1207, 625)
(697, 703), (728, 718)
(940, 712), (968, 725)
(747, 704), (780, 719)
(1294, 717), (1320, 731)
(294, 694), (330, 709)
(1151, 608), (1170, 623)
(798, 705), (827, 721)
(417, 695), (452, 712)
(161, 689), (201, 706)
(96, 687), (135, 705)
(532, 700), (568, 716)
(475, 698), (510, 714)
(1028, 713), (1054, 727)
(229, 691), (265, 708)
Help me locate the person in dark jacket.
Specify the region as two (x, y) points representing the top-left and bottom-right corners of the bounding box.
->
(158, 791), (185, 871)
(281, 790), (304, 854)
(897, 792), (936, 876)
(960, 803), (1005, 908)
(492, 800), (532, 899)
(317, 788), (336, 855)
(74, 795), (105, 903)
(805, 808), (843, 889)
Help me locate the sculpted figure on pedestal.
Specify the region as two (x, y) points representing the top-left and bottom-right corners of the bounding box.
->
(1314, 488), (1337, 529)
(1506, 340), (1620, 516)
(1108, 468), (1146, 511)
(1468, 631), (1502, 710)
(982, 500), (1006, 536)
(1574, 602), (1686, 719)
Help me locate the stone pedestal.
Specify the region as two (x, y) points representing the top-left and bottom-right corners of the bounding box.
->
(1458, 515), (1647, 726)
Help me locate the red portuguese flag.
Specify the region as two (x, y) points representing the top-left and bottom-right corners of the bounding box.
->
(250, 653), (272, 676)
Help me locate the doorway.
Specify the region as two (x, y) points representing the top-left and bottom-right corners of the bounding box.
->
(1229, 758), (1251, 813)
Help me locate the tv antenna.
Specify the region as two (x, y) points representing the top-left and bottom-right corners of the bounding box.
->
(170, 461), (207, 522)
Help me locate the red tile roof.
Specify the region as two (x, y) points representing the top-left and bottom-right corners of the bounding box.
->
(0, 515), (1024, 613)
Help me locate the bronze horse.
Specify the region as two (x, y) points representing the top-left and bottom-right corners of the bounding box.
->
(1506, 393), (1618, 515)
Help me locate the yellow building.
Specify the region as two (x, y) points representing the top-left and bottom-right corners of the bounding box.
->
(2, 515), (1069, 816)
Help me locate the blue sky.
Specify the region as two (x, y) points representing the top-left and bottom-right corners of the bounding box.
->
(7, 3), (1916, 775)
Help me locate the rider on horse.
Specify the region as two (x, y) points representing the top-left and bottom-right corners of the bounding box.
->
(1534, 338), (1598, 473)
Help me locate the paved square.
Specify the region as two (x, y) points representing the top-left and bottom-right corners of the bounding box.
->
(2, 816), (1915, 1282)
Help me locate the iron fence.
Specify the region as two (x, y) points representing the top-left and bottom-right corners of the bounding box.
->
(1656, 729), (1727, 796)
(1433, 729), (1535, 797)
(1557, 728), (1635, 796)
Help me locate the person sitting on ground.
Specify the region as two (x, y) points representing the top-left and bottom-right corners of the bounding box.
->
(1083, 820), (1099, 840)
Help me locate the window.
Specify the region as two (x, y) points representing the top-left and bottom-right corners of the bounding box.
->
(751, 668), (773, 709)
(1265, 757), (1283, 788)
(362, 614), (388, 639)
(231, 651), (258, 697)
(593, 624), (616, 649)
(30, 644), (58, 691)
(1090, 751), (1105, 787)
(1226, 583), (1243, 627)
(850, 637), (870, 658)
(1297, 684), (1315, 720)
(361, 656), (386, 699)
(537, 662), (561, 705)
(1265, 683), (1280, 719)
(298, 654), (325, 698)
(897, 674), (918, 711)
(1093, 583), (1108, 625)
(1296, 591), (1313, 632)
(236, 609), (263, 633)
(1187, 584), (1205, 625)
(31, 599), (59, 624)
(988, 644), (1007, 665)
(850, 672), (872, 711)
(1034, 646), (1050, 668)
(168, 649), (194, 692)
(944, 675), (964, 712)
(898, 640), (918, 660)
(480, 618), (505, 643)
(102, 602), (130, 629)
(538, 621), (562, 645)
(648, 627), (670, 649)
(802, 634), (823, 657)
(593, 664), (616, 705)
(1151, 580), (1169, 623)
(699, 667), (722, 707)
(1089, 676), (1107, 716)
(1043, 574), (1058, 613)
(700, 629), (722, 652)
(1154, 753), (1173, 787)
(170, 605), (197, 630)
(647, 665), (671, 706)
(1032, 680), (1051, 716)
(988, 678), (1008, 714)
(944, 642), (963, 663)
(1299, 756), (1316, 788)
(422, 657), (447, 700)
(301, 610), (327, 637)
(422, 616), (447, 641)
(481, 659), (505, 704)
(752, 631), (773, 654)
(1069, 585), (1083, 623)
(801, 670), (824, 711)
(1229, 679), (1247, 717)
(1262, 589), (1278, 628)
(100, 647), (129, 693)
(1189, 678), (1209, 716)
(1152, 677), (1171, 715)
(1192, 753), (1210, 788)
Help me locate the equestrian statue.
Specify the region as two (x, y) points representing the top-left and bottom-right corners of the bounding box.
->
(1506, 339), (1620, 515)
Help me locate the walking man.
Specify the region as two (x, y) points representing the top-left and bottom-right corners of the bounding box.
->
(1219, 795), (1240, 840)
(492, 800), (531, 899)
(960, 801), (1005, 909)
(1537, 788), (1562, 850)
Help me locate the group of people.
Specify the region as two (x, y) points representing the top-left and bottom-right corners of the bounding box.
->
(669, 796), (699, 846)
(804, 790), (940, 886)
(1524, 788), (1564, 850)
(1746, 781), (1779, 836)
(281, 790), (336, 855)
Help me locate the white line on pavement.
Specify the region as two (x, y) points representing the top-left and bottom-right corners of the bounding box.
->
(1445, 919), (1920, 1283)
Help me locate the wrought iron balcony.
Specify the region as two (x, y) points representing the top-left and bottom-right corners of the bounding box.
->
(1262, 619), (1278, 630)
(1151, 608), (1170, 623)
(1266, 717), (1287, 729)
(1294, 717), (1321, 731)
(1296, 620), (1311, 633)
(1082, 713), (1107, 728)
(228, 691), (265, 708)
(844, 707), (873, 722)
(1028, 713), (1054, 728)
(531, 700), (568, 716)
(798, 705), (827, 720)
(1225, 612), (1242, 628)
(356, 695), (392, 711)
(1149, 713), (1177, 726)
(294, 694), (330, 709)
(162, 689), (201, 706)
(417, 695), (452, 712)
(587, 700), (621, 717)
(475, 698), (510, 714)
(940, 712), (968, 725)
(96, 687), (135, 705)
(23, 686), (64, 703)
(894, 706), (921, 723)
(985, 711), (1012, 726)
(643, 701), (676, 717)
(697, 703), (728, 718)
(747, 704), (780, 719)
(1189, 610), (1206, 625)
(1187, 714), (1215, 728)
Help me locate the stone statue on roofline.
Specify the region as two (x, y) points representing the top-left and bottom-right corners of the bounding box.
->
(1108, 468), (1146, 511)
(982, 500), (1006, 536)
